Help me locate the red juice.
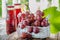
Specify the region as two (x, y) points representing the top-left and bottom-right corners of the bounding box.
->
(15, 9), (21, 17)
(6, 6), (16, 35)
(14, 4), (21, 17)
(14, 4), (22, 28)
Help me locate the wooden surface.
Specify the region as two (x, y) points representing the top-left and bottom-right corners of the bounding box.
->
(7, 32), (60, 40)
(17, 38), (49, 40)
(50, 32), (60, 40)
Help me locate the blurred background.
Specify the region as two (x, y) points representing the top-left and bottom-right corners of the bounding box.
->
(0, 0), (60, 40)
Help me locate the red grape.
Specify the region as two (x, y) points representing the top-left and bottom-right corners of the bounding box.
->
(27, 14), (35, 22)
(31, 23), (34, 26)
(36, 10), (44, 17)
(22, 20), (29, 25)
(33, 27), (40, 34)
(30, 14), (35, 18)
(36, 10), (42, 16)
(20, 32), (32, 39)
(19, 17), (22, 22)
(41, 19), (49, 27)
(20, 32), (27, 39)
(25, 11), (30, 16)
(26, 19), (30, 23)
(20, 24), (26, 29)
(27, 14), (31, 20)
(30, 14), (35, 21)
(27, 26), (33, 33)
(34, 20), (40, 26)
(36, 15), (42, 21)
(42, 12), (44, 16)
(21, 13), (26, 18)
(27, 33), (32, 38)
(21, 13), (26, 20)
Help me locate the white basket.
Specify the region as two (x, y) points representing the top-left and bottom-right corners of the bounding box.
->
(17, 25), (50, 38)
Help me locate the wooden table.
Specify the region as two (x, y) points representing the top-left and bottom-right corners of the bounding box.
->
(7, 32), (50, 40)
(7, 32), (60, 40)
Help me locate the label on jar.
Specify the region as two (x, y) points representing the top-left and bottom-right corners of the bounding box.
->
(7, 8), (14, 10)
(14, 5), (21, 9)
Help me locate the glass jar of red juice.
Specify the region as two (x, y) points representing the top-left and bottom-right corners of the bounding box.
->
(6, 6), (16, 35)
(14, 4), (22, 28)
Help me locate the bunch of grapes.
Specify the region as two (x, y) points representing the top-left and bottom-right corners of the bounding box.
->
(18, 10), (49, 39)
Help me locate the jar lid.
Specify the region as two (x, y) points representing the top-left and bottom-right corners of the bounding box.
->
(14, 4), (21, 9)
(7, 6), (14, 8)
(14, 4), (21, 5)
(7, 6), (14, 10)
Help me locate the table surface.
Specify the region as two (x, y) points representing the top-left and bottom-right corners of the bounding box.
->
(0, 19), (60, 40)
(7, 32), (50, 40)
(7, 32), (60, 40)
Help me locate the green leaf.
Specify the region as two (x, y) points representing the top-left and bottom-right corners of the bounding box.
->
(43, 6), (57, 17)
(43, 6), (60, 34)
(50, 24), (59, 34)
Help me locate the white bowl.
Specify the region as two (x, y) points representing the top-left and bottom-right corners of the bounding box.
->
(32, 26), (50, 38)
(17, 26), (50, 38)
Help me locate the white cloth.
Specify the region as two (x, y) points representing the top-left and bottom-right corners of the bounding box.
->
(0, 19), (8, 40)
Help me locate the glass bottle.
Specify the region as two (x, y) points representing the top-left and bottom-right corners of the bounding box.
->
(14, 4), (22, 29)
(6, 6), (16, 35)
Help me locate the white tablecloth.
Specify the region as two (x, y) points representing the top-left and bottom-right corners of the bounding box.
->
(0, 18), (8, 40)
